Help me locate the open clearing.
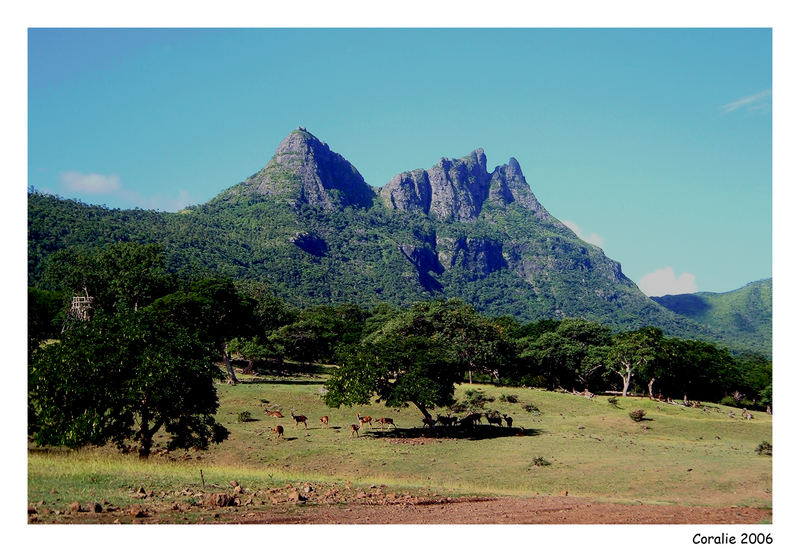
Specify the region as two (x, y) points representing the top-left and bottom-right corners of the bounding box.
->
(28, 373), (772, 524)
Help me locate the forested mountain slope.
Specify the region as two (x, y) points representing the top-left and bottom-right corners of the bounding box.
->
(29, 128), (744, 346)
(651, 279), (772, 356)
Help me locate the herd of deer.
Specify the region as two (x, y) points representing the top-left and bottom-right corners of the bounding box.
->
(264, 406), (515, 440)
(265, 407), (397, 440)
(422, 412), (513, 429)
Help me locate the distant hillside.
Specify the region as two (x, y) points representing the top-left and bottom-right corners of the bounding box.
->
(651, 279), (772, 356)
(29, 128), (730, 346)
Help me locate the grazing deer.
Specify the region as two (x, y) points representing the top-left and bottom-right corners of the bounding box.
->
(272, 425), (284, 440)
(742, 408), (753, 420)
(436, 414), (456, 427)
(356, 413), (373, 428)
(320, 415), (329, 428)
(350, 424), (360, 437)
(422, 416), (435, 429)
(266, 409), (283, 418)
(377, 417), (396, 430)
(485, 412), (503, 426)
(503, 414), (513, 428)
(290, 409), (308, 429)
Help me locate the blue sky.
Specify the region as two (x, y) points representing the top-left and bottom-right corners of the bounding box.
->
(27, 28), (772, 295)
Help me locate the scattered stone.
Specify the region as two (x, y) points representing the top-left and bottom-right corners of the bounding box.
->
(560, 490), (569, 496)
(129, 505), (148, 518)
(233, 485), (243, 494)
(229, 480), (239, 488)
(88, 502), (103, 513)
(302, 484), (314, 494)
(27, 507), (37, 515)
(69, 501), (83, 513)
(203, 493), (237, 507)
(577, 426), (585, 430)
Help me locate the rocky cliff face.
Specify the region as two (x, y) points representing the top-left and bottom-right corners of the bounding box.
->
(380, 149), (559, 225)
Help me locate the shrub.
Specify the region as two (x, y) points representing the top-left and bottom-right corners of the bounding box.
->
(522, 403), (540, 414)
(721, 396), (755, 408)
(629, 409), (646, 422)
(452, 389), (495, 412)
(607, 397), (619, 407)
(755, 441), (772, 456)
(238, 411), (253, 422)
(499, 393), (518, 404)
(530, 456), (551, 467)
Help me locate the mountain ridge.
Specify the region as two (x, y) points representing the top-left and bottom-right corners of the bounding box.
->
(651, 278), (772, 355)
(27, 128), (770, 354)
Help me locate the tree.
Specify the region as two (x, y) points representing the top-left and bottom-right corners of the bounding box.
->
(324, 299), (509, 417)
(146, 278), (256, 384)
(43, 242), (175, 314)
(28, 309), (229, 458)
(28, 287), (67, 353)
(325, 337), (457, 419)
(605, 327), (662, 397)
(272, 304), (366, 364)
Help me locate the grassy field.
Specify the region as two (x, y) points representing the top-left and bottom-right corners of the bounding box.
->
(28, 372), (772, 519)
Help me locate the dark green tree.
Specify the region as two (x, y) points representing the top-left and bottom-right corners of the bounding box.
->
(28, 309), (229, 458)
(324, 299), (511, 417)
(43, 242), (174, 314)
(147, 278), (256, 384)
(28, 287), (67, 352)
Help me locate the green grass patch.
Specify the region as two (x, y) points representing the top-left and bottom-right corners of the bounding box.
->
(29, 375), (772, 510)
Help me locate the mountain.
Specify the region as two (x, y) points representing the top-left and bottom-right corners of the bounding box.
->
(651, 279), (772, 356)
(29, 128), (745, 346)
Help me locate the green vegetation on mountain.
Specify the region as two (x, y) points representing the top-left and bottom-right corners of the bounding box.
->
(28, 128), (769, 354)
(651, 279), (772, 356)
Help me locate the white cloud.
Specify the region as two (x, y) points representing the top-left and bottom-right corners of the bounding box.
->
(720, 89), (771, 114)
(60, 171), (121, 193)
(563, 220), (605, 248)
(58, 170), (192, 212)
(118, 188), (193, 212)
(638, 267), (698, 297)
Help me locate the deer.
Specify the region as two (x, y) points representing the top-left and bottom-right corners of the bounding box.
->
(436, 414), (456, 427)
(377, 417), (396, 430)
(266, 409), (283, 418)
(503, 414), (513, 428)
(350, 424), (360, 437)
(742, 408), (754, 420)
(356, 413), (373, 428)
(290, 409), (308, 429)
(485, 412), (503, 426)
(320, 415), (329, 428)
(272, 425), (284, 440)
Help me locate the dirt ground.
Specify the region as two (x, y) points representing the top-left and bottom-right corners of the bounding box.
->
(231, 496), (771, 525)
(29, 485), (771, 525)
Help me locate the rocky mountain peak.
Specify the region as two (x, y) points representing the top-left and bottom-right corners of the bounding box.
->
(231, 127), (375, 210)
